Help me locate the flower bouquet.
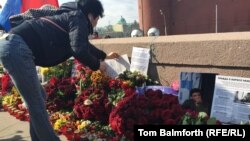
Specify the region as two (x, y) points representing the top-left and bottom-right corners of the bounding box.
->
(75, 64), (110, 91)
(74, 87), (112, 124)
(0, 73), (13, 96)
(107, 79), (136, 106)
(179, 111), (221, 125)
(118, 70), (159, 87)
(45, 60), (74, 80)
(45, 77), (76, 113)
(2, 87), (29, 121)
(109, 89), (184, 140)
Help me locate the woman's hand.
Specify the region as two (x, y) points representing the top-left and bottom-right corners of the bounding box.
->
(106, 52), (119, 59)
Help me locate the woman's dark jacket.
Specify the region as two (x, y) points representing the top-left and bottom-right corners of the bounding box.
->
(9, 2), (106, 70)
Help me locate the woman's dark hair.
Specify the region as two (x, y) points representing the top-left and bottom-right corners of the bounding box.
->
(104, 35), (111, 38)
(93, 31), (98, 36)
(189, 88), (202, 97)
(76, 0), (104, 19)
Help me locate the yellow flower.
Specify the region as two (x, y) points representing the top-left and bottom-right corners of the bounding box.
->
(53, 118), (67, 131)
(40, 67), (49, 75)
(77, 120), (91, 130)
(11, 87), (19, 95)
(2, 95), (11, 105)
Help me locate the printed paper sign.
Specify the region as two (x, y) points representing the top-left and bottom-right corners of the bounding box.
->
(211, 75), (250, 124)
(130, 47), (150, 75)
(105, 54), (130, 78)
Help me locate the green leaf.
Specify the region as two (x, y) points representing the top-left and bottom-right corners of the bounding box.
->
(207, 117), (217, 125)
(195, 118), (202, 125)
(57, 90), (64, 96)
(181, 116), (190, 125)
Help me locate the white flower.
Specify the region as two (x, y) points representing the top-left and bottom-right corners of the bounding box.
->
(84, 99), (93, 105)
(198, 112), (207, 118)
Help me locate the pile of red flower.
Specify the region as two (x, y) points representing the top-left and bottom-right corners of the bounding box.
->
(109, 89), (185, 139)
(0, 73), (13, 95)
(45, 77), (77, 113)
(73, 87), (112, 124)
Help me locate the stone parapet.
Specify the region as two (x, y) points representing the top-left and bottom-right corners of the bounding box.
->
(91, 32), (250, 85)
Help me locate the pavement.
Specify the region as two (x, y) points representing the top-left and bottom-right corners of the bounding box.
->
(0, 109), (67, 141)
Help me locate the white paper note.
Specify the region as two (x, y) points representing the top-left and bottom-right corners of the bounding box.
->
(130, 47), (150, 75)
(105, 54), (130, 78)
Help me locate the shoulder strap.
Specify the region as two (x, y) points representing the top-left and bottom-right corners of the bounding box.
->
(40, 17), (67, 34)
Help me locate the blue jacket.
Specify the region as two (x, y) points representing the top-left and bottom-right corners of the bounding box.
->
(0, 0), (21, 31)
(9, 2), (106, 70)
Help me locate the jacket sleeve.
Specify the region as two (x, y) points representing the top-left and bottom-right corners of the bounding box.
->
(89, 43), (106, 61)
(68, 11), (100, 71)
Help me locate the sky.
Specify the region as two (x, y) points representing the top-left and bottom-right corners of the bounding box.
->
(0, 0), (7, 13)
(0, 0), (138, 27)
(58, 0), (139, 27)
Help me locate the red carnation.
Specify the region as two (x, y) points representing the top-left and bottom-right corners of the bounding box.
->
(109, 89), (185, 139)
(49, 77), (58, 86)
(164, 119), (176, 125)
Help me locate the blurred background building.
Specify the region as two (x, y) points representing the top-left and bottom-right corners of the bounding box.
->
(97, 16), (139, 38)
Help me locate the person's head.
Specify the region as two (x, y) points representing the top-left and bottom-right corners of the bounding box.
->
(103, 35), (111, 39)
(190, 88), (202, 104)
(92, 31), (99, 39)
(0, 5), (2, 13)
(76, 0), (104, 27)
